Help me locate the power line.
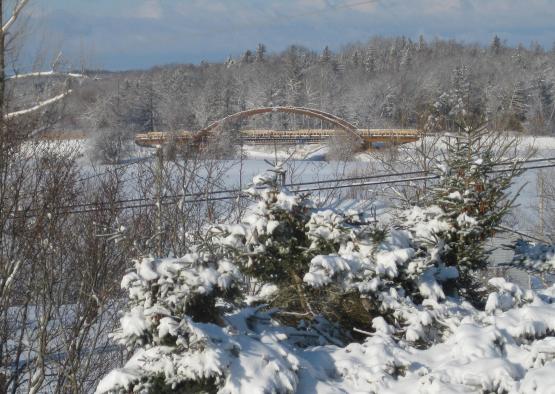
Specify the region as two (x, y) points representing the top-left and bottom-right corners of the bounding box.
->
(285, 156), (555, 188)
(295, 175), (438, 193)
(285, 169), (428, 187)
(102, 155), (555, 207)
(11, 176), (418, 218)
(9, 157), (555, 219)
(10, 164), (436, 213)
(76, 156), (151, 183)
(497, 225), (549, 244)
(16, 162), (430, 213)
(490, 162), (555, 173)
(20, 150), (555, 209)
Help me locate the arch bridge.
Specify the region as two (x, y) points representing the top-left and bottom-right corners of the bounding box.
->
(134, 106), (420, 149)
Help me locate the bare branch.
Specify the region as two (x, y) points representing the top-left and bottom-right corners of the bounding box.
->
(51, 51), (63, 70)
(353, 327), (374, 336)
(2, 0), (31, 34)
(5, 90), (71, 119)
(7, 70), (87, 80)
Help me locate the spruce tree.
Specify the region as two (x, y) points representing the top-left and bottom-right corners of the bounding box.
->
(351, 50), (361, 67)
(241, 49), (253, 64)
(364, 47), (376, 74)
(509, 81), (528, 121)
(321, 46), (332, 64)
(209, 167), (401, 337)
(95, 253), (242, 393)
(400, 47), (412, 70)
(211, 167), (344, 318)
(255, 43), (267, 63)
(213, 167), (461, 343)
(418, 34), (427, 52)
(427, 124), (524, 303)
(490, 35), (502, 55)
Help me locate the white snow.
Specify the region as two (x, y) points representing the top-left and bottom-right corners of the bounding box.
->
(95, 142), (555, 394)
(511, 240), (555, 273)
(100, 259), (555, 394)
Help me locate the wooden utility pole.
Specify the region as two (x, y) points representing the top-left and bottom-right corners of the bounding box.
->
(539, 172), (545, 236)
(0, 0), (5, 120)
(155, 146), (163, 256)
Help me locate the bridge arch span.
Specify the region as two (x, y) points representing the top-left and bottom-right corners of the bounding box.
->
(196, 106), (363, 143)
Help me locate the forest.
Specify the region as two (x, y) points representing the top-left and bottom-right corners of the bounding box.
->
(45, 35), (555, 140)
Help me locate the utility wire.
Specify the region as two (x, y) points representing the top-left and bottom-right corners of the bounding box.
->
(17, 163), (432, 212)
(8, 165), (437, 213)
(285, 156), (555, 188)
(12, 158), (555, 215)
(76, 156), (151, 183)
(47, 155), (555, 211)
(10, 159), (555, 219)
(294, 175), (439, 193)
(497, 225), (549, 244)
(490, 162), (555, 173)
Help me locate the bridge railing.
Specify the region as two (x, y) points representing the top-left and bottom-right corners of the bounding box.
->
(134, 128), (421, 147)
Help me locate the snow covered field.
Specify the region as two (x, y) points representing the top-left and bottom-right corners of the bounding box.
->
(26, 135), (555, 393)
(73, 135), (555, 233)
(94, 163), (555, 394)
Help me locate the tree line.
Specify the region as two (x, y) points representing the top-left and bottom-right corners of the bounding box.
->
(54, 35), (555, 139)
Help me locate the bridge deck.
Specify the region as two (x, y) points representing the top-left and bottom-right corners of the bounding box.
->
(134, 129), (420, 147)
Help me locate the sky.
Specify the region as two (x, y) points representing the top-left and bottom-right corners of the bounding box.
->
(21, 0), (555, 71)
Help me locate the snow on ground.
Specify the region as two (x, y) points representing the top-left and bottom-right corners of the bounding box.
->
(25, 136), (555, 393)
(37, 135), (552, 244)
(93, 162), (555, 394)
(97, 262), (555, 394)
(35, 135), (555, 239)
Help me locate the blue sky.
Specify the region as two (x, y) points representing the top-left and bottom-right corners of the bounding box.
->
(23, 0), (555, 70)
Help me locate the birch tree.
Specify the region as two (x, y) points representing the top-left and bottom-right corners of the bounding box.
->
(0, 2), (98, 392)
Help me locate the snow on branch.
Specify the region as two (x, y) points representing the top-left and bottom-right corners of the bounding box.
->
(5, 90), (71, 120)
(5, 69), (88, 119)
(510, 239), (555, 273)
(2, 0), (30, 34)
(7, 71), (87, 80)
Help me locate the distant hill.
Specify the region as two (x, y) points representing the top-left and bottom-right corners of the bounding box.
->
(17, 36), (555, 137)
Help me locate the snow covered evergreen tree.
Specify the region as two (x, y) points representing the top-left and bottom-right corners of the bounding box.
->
(98, 167), (555, 394)
(490, 35), (502, 55)
(509, 239), (555, 274)
(412, 125), (524, 304)
(95, 252), (242, 393)
(502, 80), (529, 131)
(364, 47), (376, 74)
(255, 43), (267, 63)
(321, 46), (332, 64)
(210, 166), (383, 336)
(210, 166), (470, 344)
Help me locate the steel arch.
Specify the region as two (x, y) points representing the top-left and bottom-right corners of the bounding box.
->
(196, 106), (363, 143)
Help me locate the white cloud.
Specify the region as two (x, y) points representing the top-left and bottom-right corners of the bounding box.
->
(174, 0), (230, 15)
(134, 0), (163, 19)
(419, 0), (462, 15)
(33, 0), (555, 70)
(296, 0), (377, 13)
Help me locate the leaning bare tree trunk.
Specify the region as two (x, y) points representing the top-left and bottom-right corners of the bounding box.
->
(0, 0), (5, 120)
(0, 2), (6, 391)
(0, 0), (4, 118)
